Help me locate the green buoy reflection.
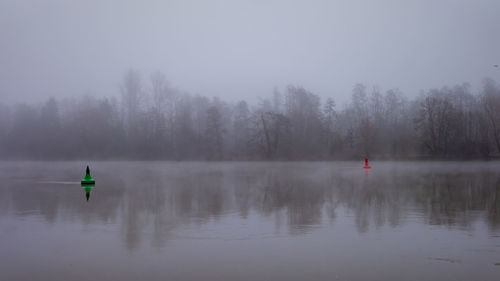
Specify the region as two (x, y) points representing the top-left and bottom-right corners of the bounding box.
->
(81, 183), (95, 201)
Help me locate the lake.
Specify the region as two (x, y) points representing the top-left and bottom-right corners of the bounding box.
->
(0, 161), (499, 281)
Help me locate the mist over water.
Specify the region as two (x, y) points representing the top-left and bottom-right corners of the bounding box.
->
(1, 161), (499, 280)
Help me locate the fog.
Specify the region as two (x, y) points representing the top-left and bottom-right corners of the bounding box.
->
(1, 76), (500, 160)
(3, 3), (500, 279)
(2, 0), (500, 160)
(1, 0), (500, 105)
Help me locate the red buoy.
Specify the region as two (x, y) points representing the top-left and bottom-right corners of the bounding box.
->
(363, 158), (371, 169)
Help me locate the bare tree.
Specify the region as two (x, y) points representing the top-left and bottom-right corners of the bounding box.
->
(252, 111), (291, 159)
(121, 69), (143, 134)
(482, 78), (500, 153)
(0, 103), (11, 156)
(323, 97), (336, 156)
(233, 101), (251, 158)
(414, 89), (456, 156)
(285, 85), (323, 158)
(205, 105), (224, 159)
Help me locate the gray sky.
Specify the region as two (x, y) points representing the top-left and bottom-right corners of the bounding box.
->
(1, 0), (499, 105)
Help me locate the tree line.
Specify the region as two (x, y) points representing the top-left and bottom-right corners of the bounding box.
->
(0, 70), (499, 160)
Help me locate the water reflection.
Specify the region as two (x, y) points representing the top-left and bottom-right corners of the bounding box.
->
(0, 162), (499, 251)
(81, 184), (94, 201)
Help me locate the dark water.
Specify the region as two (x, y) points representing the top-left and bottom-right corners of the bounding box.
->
(1, 161), (499, 281)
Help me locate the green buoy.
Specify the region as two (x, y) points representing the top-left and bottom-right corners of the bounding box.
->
(81, 165), (95, 185)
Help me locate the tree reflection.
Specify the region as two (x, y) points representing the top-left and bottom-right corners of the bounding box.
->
(0, 162), (499, 251)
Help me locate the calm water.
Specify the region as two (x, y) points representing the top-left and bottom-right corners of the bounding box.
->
(0, 161), (499, 281)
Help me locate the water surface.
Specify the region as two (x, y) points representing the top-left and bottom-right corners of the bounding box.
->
(1, 161), (499, 280)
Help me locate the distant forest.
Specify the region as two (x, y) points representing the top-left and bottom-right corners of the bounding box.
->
(1, 70), (500, 160)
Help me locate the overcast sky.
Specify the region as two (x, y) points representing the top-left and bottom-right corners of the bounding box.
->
(1, 0), (499, 105)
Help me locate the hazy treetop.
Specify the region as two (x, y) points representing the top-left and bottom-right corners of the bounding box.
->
(1, 0), (499, 104)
